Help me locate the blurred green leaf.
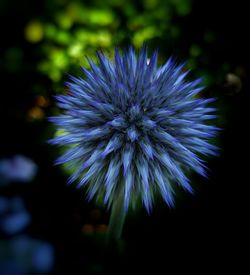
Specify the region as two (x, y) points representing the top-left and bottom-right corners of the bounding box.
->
(88, 9), (115, 26)
(133, 26), (158, 47)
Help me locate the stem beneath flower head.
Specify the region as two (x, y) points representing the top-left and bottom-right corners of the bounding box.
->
(106, 194), (126, 244)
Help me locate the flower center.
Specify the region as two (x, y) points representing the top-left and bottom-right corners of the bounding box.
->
(108, 104), (156, 142)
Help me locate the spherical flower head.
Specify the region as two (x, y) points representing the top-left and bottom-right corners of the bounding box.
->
(49, 46), (219, 212)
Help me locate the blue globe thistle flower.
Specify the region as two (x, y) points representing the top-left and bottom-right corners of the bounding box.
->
(49, 46), (218, 213)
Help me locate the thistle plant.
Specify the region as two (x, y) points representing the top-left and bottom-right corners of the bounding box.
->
(49, 46), (218, 241)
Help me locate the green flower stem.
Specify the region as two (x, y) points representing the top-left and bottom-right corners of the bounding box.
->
(106, 195), (126, 244)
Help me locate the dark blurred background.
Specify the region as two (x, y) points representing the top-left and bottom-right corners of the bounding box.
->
(0, 0), (248, 274)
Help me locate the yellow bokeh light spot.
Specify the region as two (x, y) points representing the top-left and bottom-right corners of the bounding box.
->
(28, 106), (44, 120)
(24, 21), (44, 43)
(96, 224), (108, 234)
(36, 95), (50, 108)
(82, 224), (94, 235)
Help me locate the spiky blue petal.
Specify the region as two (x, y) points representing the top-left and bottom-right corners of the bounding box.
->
(49, 46), (219, 212)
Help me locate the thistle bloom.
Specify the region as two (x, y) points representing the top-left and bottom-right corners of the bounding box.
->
(49, 46), (218, 213)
